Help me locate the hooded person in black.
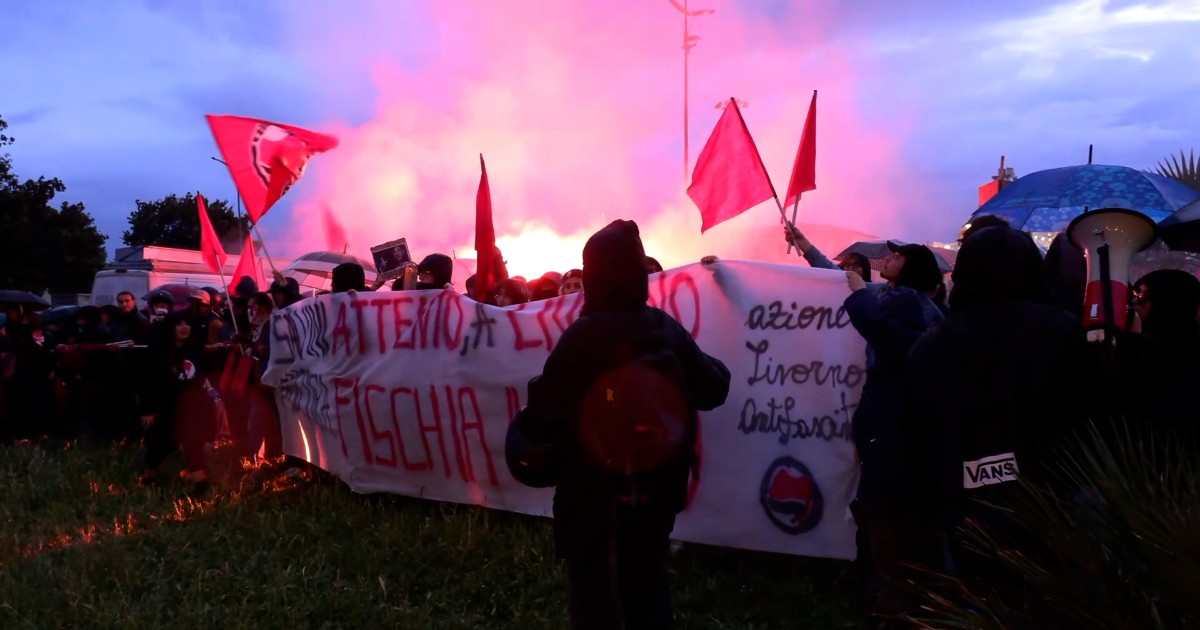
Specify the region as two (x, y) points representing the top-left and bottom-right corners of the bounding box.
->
(331, 263), (366, 293)
(416, 253), (454, 290)
(1043, 232), (1087, 320)
(516, 219), (731, 629)
(904, 226), (1089, 584)
(138, 311), (218, 496)
(268, 276), (303, 309)
(58, 305), (115, 440)
(4, 317), (58, 442)
(1125, 269), (1200, 446)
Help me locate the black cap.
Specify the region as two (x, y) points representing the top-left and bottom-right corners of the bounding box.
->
(234, 276), (259, 298)
(886, 241), (943, 293)
(147, 291), (174, 307)
(417, 254), (454, 287)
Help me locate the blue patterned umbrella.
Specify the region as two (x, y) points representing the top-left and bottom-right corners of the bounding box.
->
(969, 164), (1200, 232)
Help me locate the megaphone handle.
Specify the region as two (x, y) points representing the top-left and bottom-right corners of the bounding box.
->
(1098, 244), (1116, 331)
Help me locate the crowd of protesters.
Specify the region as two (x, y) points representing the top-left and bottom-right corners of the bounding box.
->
(0, 245), (637, 495)
(3, 218), (1198, 627)
(783, 216), (1200, 625)
(0, 277), (306, 496)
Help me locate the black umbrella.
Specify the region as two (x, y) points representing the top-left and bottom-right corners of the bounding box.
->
(142, 283), (205, 311)
(835, 240), (953, 273)
(0, 290), (51, 309)
(39, 305), (81, 324)
(1157, 198), (1200, 252)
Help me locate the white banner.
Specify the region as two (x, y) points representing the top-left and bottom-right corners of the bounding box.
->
(263, 261), (865, 560)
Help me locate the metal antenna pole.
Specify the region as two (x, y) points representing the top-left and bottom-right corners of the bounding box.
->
(669, 0), (714, 186)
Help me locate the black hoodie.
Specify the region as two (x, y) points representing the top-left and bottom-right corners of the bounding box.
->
(521, 220), (731, 556)
(139, 312), (209, 418)
(579, 220), (651, 316)
(1124, 269), (1200, 444)
(905, 227), (1089, 533)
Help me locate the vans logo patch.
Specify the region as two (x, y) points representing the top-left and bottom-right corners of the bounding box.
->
(962, 453), (1019, 489)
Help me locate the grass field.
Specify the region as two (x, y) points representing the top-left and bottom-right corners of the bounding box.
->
(0, 441), (864, 628)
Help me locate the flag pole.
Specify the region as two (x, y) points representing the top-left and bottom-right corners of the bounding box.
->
(197, 190), (241, 334)
(785, 193), (802, 255)
(215, 267), (240, 335)
(786, 89), (816, 255)
(251, 223), (281, 277)
(729, 98), (805, 260)
(211, 155), (280, 278)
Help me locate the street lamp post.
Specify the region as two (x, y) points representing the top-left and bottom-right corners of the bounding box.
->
(669, 0), (714, 186)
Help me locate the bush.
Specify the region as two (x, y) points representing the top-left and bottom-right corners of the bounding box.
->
(910, 423), (1200, 629)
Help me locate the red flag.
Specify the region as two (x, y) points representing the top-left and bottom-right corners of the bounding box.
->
(784, 90), (817, 209)
(197, 193), (227, 274)
(232, 233), (264, 293)
(206, 115), (339, 224)
(474, 155), (498, 303)
(687, 98), (776, 233)
(322, 203), (349, 253)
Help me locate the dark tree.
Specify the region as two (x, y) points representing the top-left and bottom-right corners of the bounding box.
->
(122, 193), (249, 250)
(0, 115), (108, 293)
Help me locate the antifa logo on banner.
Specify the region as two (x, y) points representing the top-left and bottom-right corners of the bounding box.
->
(759, 456), (823, 535)
(250, 124), (307, 194)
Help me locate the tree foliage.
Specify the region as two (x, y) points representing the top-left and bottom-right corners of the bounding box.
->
(0, 115), (108, 293)
(122, 193), (249, 250)
(1154, 149), (1200, 192)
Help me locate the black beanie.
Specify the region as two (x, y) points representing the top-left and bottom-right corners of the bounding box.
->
(332, 263), (366, 292)
(418, 254), (454, 287)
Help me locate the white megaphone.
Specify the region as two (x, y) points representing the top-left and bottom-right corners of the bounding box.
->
(1066, 208), (1157, 341)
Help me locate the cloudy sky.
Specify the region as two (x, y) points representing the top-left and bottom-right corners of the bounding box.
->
(3, 0), (1199, 272)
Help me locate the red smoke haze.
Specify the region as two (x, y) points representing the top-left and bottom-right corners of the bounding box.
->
(280, 1), (918, 282)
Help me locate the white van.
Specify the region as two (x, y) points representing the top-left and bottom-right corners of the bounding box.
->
(90, 245), (282, 309)
(90, 269), (225, 308)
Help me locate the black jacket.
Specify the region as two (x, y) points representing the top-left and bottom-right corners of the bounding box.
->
(519, 220), (731, 560)
(138, 338), (209, 418)
(525, 305), (730, 559)
(904, 300), (1089, 531)
(844, 285), (944, 501)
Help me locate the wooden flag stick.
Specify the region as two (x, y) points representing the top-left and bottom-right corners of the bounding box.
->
(251, 223), (280, 276)
(785, 193), (801, 255)
(773, 196), (805, 260)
